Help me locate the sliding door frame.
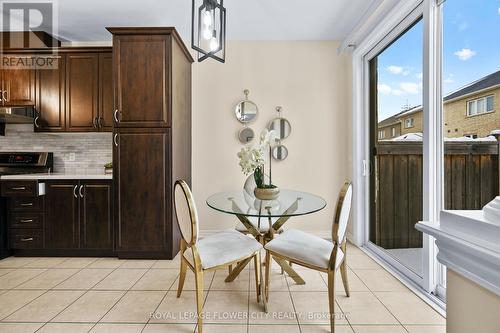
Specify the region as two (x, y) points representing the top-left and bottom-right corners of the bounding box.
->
(351, 0), (444, 298)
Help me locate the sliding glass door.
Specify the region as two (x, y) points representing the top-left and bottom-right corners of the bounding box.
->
(367, 16), (425, 282)
(437, 0), (500, 294)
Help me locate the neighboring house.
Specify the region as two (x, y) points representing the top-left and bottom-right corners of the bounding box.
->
(378, 114), (401, 140)
(378, 70), (500, 139)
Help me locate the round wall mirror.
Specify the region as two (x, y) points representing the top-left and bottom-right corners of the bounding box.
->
(238, 127), (255, 144)
(268, 118), (292, 140)
(235, 100), (258, 123)
(272, 145), (289, 161)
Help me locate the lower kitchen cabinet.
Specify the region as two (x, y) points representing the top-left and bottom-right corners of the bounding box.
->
(80, 181), (113, 250)
(42, 179), (113, 252)
(45, 181), (80, 249)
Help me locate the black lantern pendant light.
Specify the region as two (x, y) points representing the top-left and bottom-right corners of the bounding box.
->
(191, 0), (226, 63)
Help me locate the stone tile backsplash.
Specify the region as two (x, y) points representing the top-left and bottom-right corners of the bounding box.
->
(0, 124), (112, 174)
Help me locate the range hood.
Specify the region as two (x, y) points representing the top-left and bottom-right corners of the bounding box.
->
(0, 107), (35, 136)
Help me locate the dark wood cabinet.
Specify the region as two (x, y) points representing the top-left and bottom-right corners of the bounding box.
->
(113, 128), (170, 255)
(80, 181), (113, 250)
(112, 33), (170, 128)
(35, 56), (65, 132)
(44, 179), (113, 251)
(45, 181), (80, 249)
(1, 68), (36, 106)
(108, 27), (193, 259)
(66, 53), (99, 132)
(98, 53), (113, 131)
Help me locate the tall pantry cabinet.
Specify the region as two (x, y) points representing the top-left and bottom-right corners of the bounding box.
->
(107, 27), (193, 259)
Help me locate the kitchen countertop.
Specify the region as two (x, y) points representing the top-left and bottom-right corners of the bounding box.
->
(0, 173), (112, 180)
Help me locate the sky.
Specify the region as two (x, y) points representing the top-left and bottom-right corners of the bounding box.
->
(377, 0), (500, 121)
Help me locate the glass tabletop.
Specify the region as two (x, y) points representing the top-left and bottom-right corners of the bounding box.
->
(206, 189), (327, 218)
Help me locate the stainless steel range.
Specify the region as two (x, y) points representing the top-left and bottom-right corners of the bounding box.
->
(0, 152), (53, 259)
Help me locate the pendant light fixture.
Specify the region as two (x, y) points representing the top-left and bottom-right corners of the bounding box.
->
(191, 0), (226, 63)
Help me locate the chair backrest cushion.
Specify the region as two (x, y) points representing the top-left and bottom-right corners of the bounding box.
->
(174, 180), (199, 245)
(333, 182), (353, 243)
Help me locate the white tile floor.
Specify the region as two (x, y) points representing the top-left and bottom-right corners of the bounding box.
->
(0, 243), (445, 332)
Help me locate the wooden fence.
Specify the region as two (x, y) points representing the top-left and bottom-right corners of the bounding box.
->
(371, 139), (499, 249)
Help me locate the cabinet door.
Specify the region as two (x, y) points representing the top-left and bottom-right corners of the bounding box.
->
(2, 68), (36, 106)
(81, 180), (113, 250)
(35, 56), (65, 132)
(113, 35), (170, 127)
(114, 128), (170, 254)
(66, 53), (99, 131)
(45, 181), (79, 249)
(98, 53), (113, 131)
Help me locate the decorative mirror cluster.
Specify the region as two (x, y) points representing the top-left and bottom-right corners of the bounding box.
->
(235, 89), (258, 144)
(268, 106), (291, 161)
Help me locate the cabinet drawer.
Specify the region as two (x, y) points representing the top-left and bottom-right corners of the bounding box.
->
(10, 229), (43, 249)
(10, 213), (43, 228)
(1, 181), (41, 197)
(10, 196), (44, 211)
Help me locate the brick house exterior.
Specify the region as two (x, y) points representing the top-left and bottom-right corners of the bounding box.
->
(378, 70), (500, 139)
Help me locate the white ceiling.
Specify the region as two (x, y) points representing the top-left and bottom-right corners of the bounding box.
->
(9, 0), (378, 42)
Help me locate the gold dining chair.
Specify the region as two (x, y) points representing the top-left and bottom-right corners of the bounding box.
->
(174, 180), (264, 333)
(264, 181), (353, 333)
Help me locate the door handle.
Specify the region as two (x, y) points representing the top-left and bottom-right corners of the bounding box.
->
(20, 219), (34, 223)
(98, 116), (103, 128)
(0, 90), (3, 102)
(114, 109), (119, 122)
(3, 91), (7, 102)
(113, 133), (118, 147)
(34, 116), (40, 128)
(93, 117), (97, 128)
(20, 202), (34, 206)
(11, 187), (27, 190)
(20, 237), (34, 242)
(73, 185), (78, 198)
(79, 185), (84, 198)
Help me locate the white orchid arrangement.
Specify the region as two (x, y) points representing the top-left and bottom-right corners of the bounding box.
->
(237, 129), (277, 189)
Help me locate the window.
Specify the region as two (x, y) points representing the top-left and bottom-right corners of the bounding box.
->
(467, 95), (494, 116)
(391, 127), (396, 137)
(378, 130), (386, 139)
(405, 118), (414, 128)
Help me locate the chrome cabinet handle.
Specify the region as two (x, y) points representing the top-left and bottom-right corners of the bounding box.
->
(114, 109), (119, 122)
(113, 133), (118, 147)
(73, 185), (78, 198)
(20, 219), (34, 223)
(79, 185), (84, 198)
(3, 91), (7, 102)
(0, 90), (3, 102)
(20, 237), (34, 242)
(20, 202), (34, 206)
(34, 116), (40, 128)
(92, 117), (97, 128)
(11, 187), (26, 190)
(98, 116), (103, 128)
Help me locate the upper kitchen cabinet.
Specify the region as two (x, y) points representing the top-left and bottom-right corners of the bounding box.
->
(32, 48), (112, 132)
(98, 53), (114, 131)
(66, 53), (99, 132)
(1, 68), (36, 106)
(35, 56), (65, 132)
(109, 28), (193, 128)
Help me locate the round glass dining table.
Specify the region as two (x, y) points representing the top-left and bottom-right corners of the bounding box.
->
(206, 189), (327, 288)
(206, 189), (327, 219)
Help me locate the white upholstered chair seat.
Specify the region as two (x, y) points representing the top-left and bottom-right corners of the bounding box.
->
(264, 229), (344, 270)
(235, 217), (282, 233)
(184, 229), (263, 269)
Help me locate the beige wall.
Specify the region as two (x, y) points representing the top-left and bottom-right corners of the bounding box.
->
(192, 41), (352, 236)
(447, 269), (500, 333)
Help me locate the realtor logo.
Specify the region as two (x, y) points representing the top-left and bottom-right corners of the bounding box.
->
(0, 1), (59, 69)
